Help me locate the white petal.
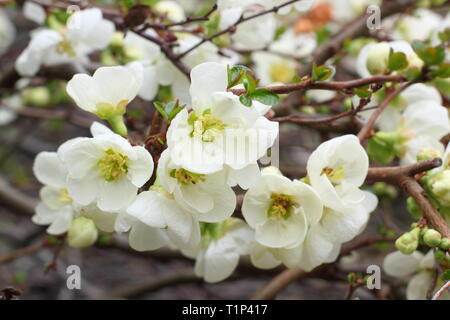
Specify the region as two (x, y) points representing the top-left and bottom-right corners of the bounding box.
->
(190, 62), (228, 110)
(129, 220), (167, 251)
(128, 146), (154, 187)
(33, 152), (67, 188)
(127, 191), (166, 228)
(46, 206), (73, 235)
(383, 251), (423, 277)
(66, 73), (101, 112)
(406, 271), (434, 300)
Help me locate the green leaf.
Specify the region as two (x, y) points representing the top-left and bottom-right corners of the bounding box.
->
(312, 64), (333, 81)
(153, 102), (168, 119)
(227, 65), (252, 89)
(243, 74), (257, 94)
(438, 28), (450, 43)
(430, 63), (450, 79)
(239, 95), (252, 107)
(355, 87), (372, 99)
(388, 52), (408, 71)
(315, 26), (331, 45)
(168, 106), (185, 121)
(443, 270), (450, 281)
(413, 41), (446, 66)
(250, 89), (280, 106)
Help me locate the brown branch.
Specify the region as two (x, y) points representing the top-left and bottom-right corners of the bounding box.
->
(0, 241), (47, 265)
(230, 75), (405, 96)
(366, 158), (450, 238)
(357, 83), (411, 142)
(96, 269), (200, 299)
(432, 281), (450, 300)
(176, 0), (302, 60)
(251, 236), (393, 300)
(299, 0), (421, 77)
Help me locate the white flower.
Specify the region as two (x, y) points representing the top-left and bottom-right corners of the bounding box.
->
(58, 122), (154, 212)
(0, 9), (15, 55)
(242, 173), (323, 248)
(126, 188), (200, 252)
(356, 40), (418, 78)
(166, 35), (240, 105)
(250, 190), (377, 271)
(324, 0), (381, 24)
(306, 135), (369, 212)
(66, 64), (143, 119)
(32, 151), (75, 235)
(186, 218), (254, 283)
(16, 8), (115, 77)
(154, 1), (186, 22)
(384, 9), (442, 43)
(217, 0), (263, 29)
(397, 100), (449, 164)
(252, 51), (298, 85)
(0, 95), (23, 126)
(123, 31), (172, 101)
(23, 1), (47, 25)
(269, 30), (317, 59)
(167, 62), (278, 176)
(355, 83), (443, 132)
(383, 250), (449, 300)
(231, 10), (277, 51)
(158, 149), (236, 223)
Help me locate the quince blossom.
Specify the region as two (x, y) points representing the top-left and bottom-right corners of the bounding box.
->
(167, 62), (278, 176)
(183, 218), (254, 283)
(58, 122), (154, 212)
(15, 8), (114, 77)
(158, 149), (236, 223)
(384, 250), (450, 300)
(242, 172), (322, 248)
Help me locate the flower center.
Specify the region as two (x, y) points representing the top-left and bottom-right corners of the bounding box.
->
(188, 109), (225, 142)
(56, 38), (76, 57)
(59, 188), (73, 203)
(96, 99), (129, 119)
(269, 63), (295, 83)
(170, 168), (206, 185)
(321, 165), (346, 184)
(97, 148), (129, 182)
(267, 193), (297, 220)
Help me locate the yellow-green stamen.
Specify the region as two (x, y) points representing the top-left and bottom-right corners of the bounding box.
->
(98, 148), (129, 182)
(170, 168), (206, 185)
(267, 193), (297, 220)
(188, 109), (226, 142)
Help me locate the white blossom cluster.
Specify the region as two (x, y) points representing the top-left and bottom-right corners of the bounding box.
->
(2, 0), (448, 298)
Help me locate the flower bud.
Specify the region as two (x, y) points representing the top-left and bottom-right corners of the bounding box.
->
(261, 166), (283, 176)
(395, 228), (420, 254)
(435, 249), (446, 262)
(373, 182), (398, 200)
(67, 217), (98, 249)
(366, 42), (391, 75)
(417, 148), (442, 162)
(22, 86), (51, 107)
(423, 229), (442, 247)
(406, 197), (423, 219)
(440, 237), (450, 250)
(431, 170), (450, 207)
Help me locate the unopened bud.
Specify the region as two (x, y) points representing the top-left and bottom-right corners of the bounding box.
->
(417, 148), (442, 162)
(67, 217), (98, 249)
(431, 170), (450, 207)
(423, 229), (442, 247)
(407, 197), (423, 219)
(366, 42), (391, 75)
(395, 228), (420, 254)
(22, 86), (51, 107)
(440, 237), (450, 250)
